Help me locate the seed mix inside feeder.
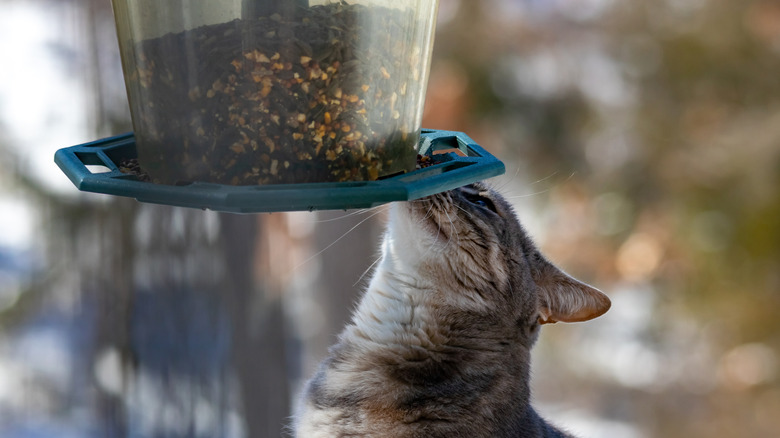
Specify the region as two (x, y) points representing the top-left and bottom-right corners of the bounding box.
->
(54, 0), (506, 212)
(118, 0), (439, 185)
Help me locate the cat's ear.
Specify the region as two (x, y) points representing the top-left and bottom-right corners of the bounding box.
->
(532, 258), (611, 324)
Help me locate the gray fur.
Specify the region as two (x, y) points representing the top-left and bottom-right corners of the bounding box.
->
(294, 182), (610, 437)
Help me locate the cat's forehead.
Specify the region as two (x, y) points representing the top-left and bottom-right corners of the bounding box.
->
(461, 181), (492, 194)
(459, 182), (510, 208)
(457, 181), (524, 233)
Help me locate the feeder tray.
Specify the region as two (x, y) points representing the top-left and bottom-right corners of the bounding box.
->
(54, 129), (505, 213)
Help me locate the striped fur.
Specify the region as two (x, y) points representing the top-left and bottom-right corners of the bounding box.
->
(294, 182), (610, 437)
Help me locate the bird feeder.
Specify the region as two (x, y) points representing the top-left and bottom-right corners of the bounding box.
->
(55, 0), (505, 212)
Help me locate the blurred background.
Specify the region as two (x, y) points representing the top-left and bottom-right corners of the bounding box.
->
(0, 0), (779, 437)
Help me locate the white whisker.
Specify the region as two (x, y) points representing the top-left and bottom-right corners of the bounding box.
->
(454, 203), (473, 219)
(354, 254), (383, 287)
(312, 207), (379, 223)
(492, 166), (522, 193)
(418, 199), (440, 260)
(292, 207), (387, 272)
(530, 170), (561, 186)
(441, 202), (459, 253)
(504, 189), (553, 200)
(504, 172), (577, 200)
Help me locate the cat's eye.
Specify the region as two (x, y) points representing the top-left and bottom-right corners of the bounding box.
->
(475, 198), (497, 213)
(463, 191), (497, 213)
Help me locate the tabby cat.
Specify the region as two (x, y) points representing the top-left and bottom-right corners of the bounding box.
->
(294, 182), (611, 437)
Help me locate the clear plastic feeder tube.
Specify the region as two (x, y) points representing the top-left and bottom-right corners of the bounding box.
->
(110, 0), (439, 185)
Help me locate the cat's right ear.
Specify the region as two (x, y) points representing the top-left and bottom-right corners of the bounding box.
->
(532, 258), (611, 324)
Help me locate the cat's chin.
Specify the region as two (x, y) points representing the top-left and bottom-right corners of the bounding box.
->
(383, 200), (443, 270)
(391, 197), (453, 247)
(387, 202), (424, 254)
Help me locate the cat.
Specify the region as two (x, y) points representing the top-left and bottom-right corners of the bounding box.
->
(293, 181), (611, 438)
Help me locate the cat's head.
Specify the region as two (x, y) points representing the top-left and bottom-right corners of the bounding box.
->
(388, 181), (610, 332)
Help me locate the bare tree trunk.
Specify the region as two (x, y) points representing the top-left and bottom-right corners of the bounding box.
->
(92, 201), (137, 438)
(82, 205), (295, 437)
(220, 213), (292, 438)
(305, 209), (383, 367)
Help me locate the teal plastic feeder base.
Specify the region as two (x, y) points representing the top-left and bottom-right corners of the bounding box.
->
(54, 129), (505, 213)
